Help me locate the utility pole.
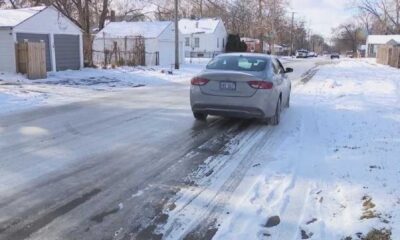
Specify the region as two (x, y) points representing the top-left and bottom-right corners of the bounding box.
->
(271, 0), (276, 55)
(174, 0), (180, 69)
(258, 0), (264, 53)
(290, 12), (295, 56)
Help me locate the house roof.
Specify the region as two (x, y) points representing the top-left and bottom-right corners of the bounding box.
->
(96, 21), (172, 38)
(179, 18), (221, 34)
(367, 35), (400, 45)
(0, 6), (46, 27)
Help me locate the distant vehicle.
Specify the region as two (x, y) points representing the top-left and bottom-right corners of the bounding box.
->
(346, 51), (354, 58)
(331, 53), (340, 59)
(308, 51), (317, 57)
(296, 50), (308, 58)
(190, 53), (293, 125)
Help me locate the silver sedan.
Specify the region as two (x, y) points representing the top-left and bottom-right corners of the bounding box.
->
(190, 53), (293, 125)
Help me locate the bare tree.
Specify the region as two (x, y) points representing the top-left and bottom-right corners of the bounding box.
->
(332, 23), (365, 53)
(357, 0), (400, 34)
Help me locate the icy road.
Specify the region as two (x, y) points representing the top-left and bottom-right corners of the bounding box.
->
(1, 58), (399, 240)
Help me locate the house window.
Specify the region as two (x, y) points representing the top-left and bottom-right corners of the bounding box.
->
(217, 38), (219, 48)
(222, 38), (225, 49)
(194, 37), (200, 48)
(185, 37), (190, 47)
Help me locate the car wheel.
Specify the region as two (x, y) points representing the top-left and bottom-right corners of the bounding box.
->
(193, 112), (207, 121)
(269, 99), (281, 126)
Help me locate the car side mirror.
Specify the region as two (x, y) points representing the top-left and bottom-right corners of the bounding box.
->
(285, 67), (293, 73)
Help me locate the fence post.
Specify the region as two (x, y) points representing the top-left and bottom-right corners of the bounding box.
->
(113, 41), (118, 66)
(15, 43), (19, 73)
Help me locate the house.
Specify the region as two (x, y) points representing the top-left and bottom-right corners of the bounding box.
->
(262, 43), (287, 55)
(241, 38), (262, 53)
(0, 6), (83, 73)
(366, 35), (400, 57)
(179, 18), (227, 58)
(92, 21), (184, 67)
(272, 44), (285, 55)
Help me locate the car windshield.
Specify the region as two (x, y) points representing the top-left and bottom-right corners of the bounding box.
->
(206, 56), (268, 72)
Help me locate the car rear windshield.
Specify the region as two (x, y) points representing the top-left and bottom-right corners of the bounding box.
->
(206, 55), (269, 72)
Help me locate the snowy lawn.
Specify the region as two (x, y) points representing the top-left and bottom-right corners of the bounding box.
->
(159, 59), (400, 240)
(0, 63), (205, 115)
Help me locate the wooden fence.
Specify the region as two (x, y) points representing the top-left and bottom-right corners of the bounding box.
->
(16, 41), (47, 79)
(377, 45), (400, 68)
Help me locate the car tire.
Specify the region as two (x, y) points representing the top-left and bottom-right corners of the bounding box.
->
(269, 99), (281, 126)
(193, 112), (207, 121)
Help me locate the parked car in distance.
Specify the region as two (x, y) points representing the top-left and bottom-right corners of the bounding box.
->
(308, 51), (317, 57)
(190, 53), (293, 125)
(296, 49), (308, 58)
(331, 53), (340, 59)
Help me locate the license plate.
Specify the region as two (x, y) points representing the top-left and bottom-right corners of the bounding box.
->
(220, 81), (236, 91)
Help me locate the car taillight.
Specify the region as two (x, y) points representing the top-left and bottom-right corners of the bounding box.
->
(191, 77), (209, 86)
(248, 81), (273, 89)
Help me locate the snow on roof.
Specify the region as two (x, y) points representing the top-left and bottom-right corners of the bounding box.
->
(367, 35), (400, 45)
(179, 18), (221, 34)
(0, 6), (46, 27)
(96, 21), (172, 38)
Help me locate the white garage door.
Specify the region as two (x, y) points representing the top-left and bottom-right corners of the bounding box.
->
(158, 41), (183, 66)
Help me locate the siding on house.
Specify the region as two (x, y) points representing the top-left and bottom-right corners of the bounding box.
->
(0, 29), (16, 73)
(14, 7), (82, 35)
(93, 21), (184, 67)
(180, 19), (227, 57)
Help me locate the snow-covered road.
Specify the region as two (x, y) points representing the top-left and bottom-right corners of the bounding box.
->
(1, 58), (398, 240)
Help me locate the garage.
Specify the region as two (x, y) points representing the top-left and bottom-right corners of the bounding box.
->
(54, 34), (80, 71)
(0, 6), (83, 74)
(93, 21), (184, 67)
(16, 33), (52, 71)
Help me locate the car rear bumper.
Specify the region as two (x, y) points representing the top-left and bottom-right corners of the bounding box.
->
(192, 104), (265, 118)
(190, 86), (277, 119)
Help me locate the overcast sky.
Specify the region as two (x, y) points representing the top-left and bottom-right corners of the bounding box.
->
(290, 0), (356, 38)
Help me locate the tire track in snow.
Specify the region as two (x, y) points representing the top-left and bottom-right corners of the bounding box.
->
(132, 61), (325, 240)
(156, 124), (284, 240)
(182, 127), (278, 240)
(0, 117), (241, 240)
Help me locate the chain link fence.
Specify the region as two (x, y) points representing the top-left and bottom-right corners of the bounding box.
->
(91, 36), (159, 68)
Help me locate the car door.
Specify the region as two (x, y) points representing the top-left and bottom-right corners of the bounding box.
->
(271, 58), (284, 99)
(276, 59), (291, 103)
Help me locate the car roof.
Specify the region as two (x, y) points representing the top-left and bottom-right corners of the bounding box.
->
(216, 52), (272, 59)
